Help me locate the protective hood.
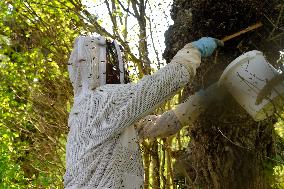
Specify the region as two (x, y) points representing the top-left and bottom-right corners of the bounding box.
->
(68, 36), (107, 96)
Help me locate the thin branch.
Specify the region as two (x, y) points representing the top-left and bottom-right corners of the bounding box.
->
(117, 0), (136, 17)
(115, 0), (124, 25)
(57, 0), (77, 10)
(146, 15), (161, 68)
(217, 128), (252, 151)
(264, 156), (284, 165)
(105, 0), (119, 36)
(269, 4), (284, 38)
(131, 0), (140, 18)
(269, 31), (284, 41)
(131, 0), (151, 74)
(22, 0), (49, 31)
(28, 1), (69, 10)
(145, 0), (148, 9)
(68, 0), (82, 8)
(123, 0), (131, 42)
(139, 0), (145, 19)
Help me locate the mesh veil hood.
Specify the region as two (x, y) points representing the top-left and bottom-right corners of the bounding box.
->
(68, 36), (107, 96)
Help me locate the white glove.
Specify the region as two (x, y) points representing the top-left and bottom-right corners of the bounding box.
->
(136, 111), (182, 139)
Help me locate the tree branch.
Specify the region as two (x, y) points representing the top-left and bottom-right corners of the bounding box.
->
(105, 0), (119, 36)
(131, 0), (140, 18)
(117, 0), (136, 18)
(146, 15), (161, 69)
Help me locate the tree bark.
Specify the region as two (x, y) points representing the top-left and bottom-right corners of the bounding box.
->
(164, 0), (284, 188)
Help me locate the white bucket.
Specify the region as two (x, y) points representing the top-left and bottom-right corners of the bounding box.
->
(218, 50), (284, 121)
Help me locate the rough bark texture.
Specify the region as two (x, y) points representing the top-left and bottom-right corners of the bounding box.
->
(164, 0), (284, 188)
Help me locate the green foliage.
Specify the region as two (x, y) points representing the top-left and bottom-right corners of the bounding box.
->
(272, 165), (284, 188)
(0, 128), (28, 188)
(0, 0), (83, 187)
(272, 118), (284, 188)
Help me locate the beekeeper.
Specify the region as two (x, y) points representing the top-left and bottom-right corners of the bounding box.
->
(64, 36), (222, 189)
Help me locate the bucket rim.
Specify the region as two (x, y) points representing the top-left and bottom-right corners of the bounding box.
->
(218, 50), (263, 86)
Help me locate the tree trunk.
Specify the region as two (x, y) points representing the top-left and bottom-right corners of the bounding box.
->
(164, 0), (284, 188)
(176, 97), (278, 189)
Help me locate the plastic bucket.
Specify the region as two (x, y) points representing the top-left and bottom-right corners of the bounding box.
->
(218, 50), (284, 121)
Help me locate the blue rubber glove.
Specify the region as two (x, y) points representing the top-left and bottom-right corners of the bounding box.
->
(192, 37), (223, 57)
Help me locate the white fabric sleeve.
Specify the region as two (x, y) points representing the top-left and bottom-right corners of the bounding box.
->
(137, 110), (182, 139)
(173, 83), (227, 126)
(172, 91), (207, 126)
(121, 45), (201, 128)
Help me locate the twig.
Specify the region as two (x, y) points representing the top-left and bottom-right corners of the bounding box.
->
(117, 0), (136, 17)
(264, 156), (284, 165)
(146, 15), (161, 68)
(264, 14), (277, 27)
(105, 0), (119, 36)
(217, 128), (252, 150)
(131, 0), (140, 18)
(269, 4), (284, 39)
(269, 31), (284, 41)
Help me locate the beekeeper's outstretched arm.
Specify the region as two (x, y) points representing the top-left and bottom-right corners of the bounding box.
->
(137, 84), (228, 139)
(122, 37), (221, 128)
(91, 37), (222, 140)
(135, 37), (224, 139)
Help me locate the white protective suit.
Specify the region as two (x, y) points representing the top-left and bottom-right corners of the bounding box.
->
(64, 35), (201, 189)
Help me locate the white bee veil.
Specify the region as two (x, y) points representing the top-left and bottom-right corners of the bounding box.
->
(68, 35), (127, 96)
